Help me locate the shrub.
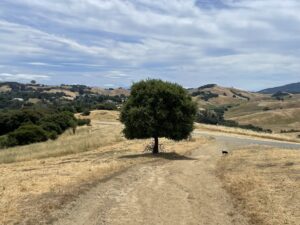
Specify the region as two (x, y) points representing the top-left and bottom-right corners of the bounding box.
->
(0, 136), (8, 149)
(196, 110), (223, 125)
(81, 110), (91, 116)
(41, 111), (76, 131)
(191, 91), (219, 101)
(77, 119), (91, 126)
(94, 102), (117, 110)
(7, 125), (48, 146)
(41, 122), (63, 135)
(46, 131), (58, 140)
(198, 84), (216, 89)
(196, 108), (272, 133)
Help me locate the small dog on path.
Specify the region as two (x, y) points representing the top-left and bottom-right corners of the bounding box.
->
(222, 150), (228, 155)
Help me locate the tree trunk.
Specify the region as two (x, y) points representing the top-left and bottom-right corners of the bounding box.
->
(153, 136), (159, 154)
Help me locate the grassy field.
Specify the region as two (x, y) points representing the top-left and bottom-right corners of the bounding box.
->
(195, 123), (300, 143)
(225, 95), (300, 134)
(0, 110), (208, 224)
(1, 110), (299, 224)
(217, 147), (300, 225)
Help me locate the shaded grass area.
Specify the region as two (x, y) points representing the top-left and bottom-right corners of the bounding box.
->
(0, 123), (124, 164)
(217, 148), (300, 225)
(120, 152), (196, 161)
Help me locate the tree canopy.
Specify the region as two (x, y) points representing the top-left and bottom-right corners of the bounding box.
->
(120, 79), (197, 154)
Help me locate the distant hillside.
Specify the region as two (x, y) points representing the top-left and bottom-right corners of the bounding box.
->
(259, 82), (300, 94)
(0, 82), (130, 97)
(189, 84), (265, 107)
(188, 83), (300, 136)
(0, 82), (130, 110)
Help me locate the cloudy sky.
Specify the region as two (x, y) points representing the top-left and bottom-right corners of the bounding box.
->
(0, 0), (299, 90)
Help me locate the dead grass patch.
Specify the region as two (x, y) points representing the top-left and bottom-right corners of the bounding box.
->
(0, 131), (208, 224)
(217, 147), (300, 225)
(76, 110), (120, 122)
(0, 122), (124, 164)
(196, 123), (300, 143)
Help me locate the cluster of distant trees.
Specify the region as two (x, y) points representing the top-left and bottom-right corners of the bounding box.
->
(0, 109), (90, 148)
(196, 106), (272, 133)
(230, 90), (250, 101)
(0, 82), (125, 112)
(0, 83), (127, 148)
(272, 91), (292, 101)
(191, 91), (219, 101)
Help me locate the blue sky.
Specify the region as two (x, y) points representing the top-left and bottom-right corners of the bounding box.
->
(0, 0), (299, 90)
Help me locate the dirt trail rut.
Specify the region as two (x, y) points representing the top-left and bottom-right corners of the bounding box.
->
(54, 143), (249, 225)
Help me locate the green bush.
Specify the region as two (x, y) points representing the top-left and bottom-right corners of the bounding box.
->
(196, 109), (224, 125)
(7, 125), (49, 146)
(94, 102), (117, 110)
(0, 136), (8, 149)
(46, 131), (58, 140)
(81, 110), (91, 116)
(196, 108), (272, 133)
(40, 122), (63, 134)
(77, 119), (91, 126)
(41, 111), (77, 131)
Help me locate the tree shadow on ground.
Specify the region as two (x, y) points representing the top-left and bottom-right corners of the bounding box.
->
(119, 152), (196, 161)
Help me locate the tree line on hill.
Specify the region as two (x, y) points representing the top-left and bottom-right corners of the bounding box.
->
(195, 106), (272, 133)
(0, 82), (127, 148)
(0, 109), (91, 148)
(0, 81), (276, 150)
(0, 82), (126, 112)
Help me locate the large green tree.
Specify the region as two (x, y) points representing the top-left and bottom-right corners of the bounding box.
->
(120, 79), (197, 154)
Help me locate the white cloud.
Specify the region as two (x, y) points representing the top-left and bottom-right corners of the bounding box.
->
(0, 73), (49, 81)
(0, 0), (299, 89)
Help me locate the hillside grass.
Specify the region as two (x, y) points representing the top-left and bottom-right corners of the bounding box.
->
(195, 123), (300, 143)
(225, 96), (300, 133)
(0, 123), (124, 164)
(76, 109), (120, 122)
(217, 147), (300, 225)
(0, 116), (207, 224)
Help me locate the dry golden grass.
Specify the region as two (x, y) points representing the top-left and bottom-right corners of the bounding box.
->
(217, 147), (300, 225)
(0, 136), (207, 225)
(0, 122), (124, 164)
(43, 89), (78, 99)
(228, 108), (300, 132)
(195, 123), (300, 143)
(0, 85), (12, 92)
(225, 96), (300, 133)
(76, 110), (120, 122)
(0, 110), (209, 224)
(90, 87), (130, 96)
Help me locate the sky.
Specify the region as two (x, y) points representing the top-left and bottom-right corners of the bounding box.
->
(0, 0), (300, 90)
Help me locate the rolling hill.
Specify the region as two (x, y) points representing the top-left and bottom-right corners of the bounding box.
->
(259, 82), (300, 94)
(189, 84), (267, 108)
(189, 83), (300, 136)
(1, 81), (299, 136)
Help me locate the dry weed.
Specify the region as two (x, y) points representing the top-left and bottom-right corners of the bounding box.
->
(217, 147), (300, 225)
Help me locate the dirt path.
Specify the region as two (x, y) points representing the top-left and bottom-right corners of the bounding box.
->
(54, 142), (249, 225)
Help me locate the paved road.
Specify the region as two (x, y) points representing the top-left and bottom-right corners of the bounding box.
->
(194, 131), (300, 150)
(95, 121), (300, 150)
